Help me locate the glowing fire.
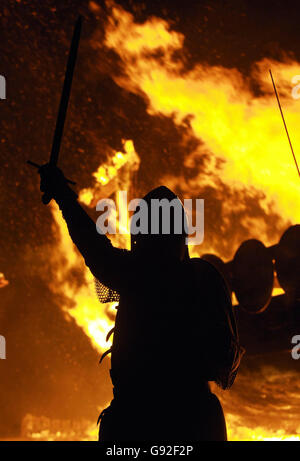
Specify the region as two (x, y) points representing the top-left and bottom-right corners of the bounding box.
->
(40, 3), (300, 441)
(211, 366), (300, 441)
(49, 203), (113, 352)
(102, 3), (300, 245)
(49, 139), (139, 353)
(0, 272), (9, 288)
(79, 139), (139, 208)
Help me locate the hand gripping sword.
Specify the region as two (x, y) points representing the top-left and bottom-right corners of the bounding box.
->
(27, 16), (82, 202)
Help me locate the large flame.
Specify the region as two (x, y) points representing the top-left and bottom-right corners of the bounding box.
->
(49, 139), (139, 353)
(42, 3), (300, 441)
(102, 3), (300, 242)
(50, 203), (114, 352)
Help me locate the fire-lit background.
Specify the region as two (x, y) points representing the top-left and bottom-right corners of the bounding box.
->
(1, 0), (300, 441)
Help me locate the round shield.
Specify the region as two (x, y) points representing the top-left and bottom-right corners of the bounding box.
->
(232, 239), (274, 314)
(275, 225), (300, 296)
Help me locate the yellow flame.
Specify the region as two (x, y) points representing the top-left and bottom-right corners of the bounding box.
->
(79, 139), (139, 207)
(44, 4), (300, 441)
(49, 141), (139, 353)
(101, 4), (300, 441)
(103, 4), (300, 247)
(49, 203), (114, 352)
(0, 272), (9, 288)
(226, 414), (300, 441)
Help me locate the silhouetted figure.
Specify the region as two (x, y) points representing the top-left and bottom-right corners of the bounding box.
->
(39, 163), (243, 441)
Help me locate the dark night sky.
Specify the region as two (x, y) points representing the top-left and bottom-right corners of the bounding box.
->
(0, 0), (300, 438)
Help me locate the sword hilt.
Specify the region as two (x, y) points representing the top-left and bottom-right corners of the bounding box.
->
(27, 160), (76, 185)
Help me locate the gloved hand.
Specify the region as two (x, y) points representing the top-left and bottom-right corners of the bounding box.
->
(38, 163), (77, 205)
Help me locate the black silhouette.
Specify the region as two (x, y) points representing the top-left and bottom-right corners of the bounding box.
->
(39, 163), (243, 441)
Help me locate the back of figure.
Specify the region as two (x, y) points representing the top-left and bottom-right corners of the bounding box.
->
(98, 187), (242, 441)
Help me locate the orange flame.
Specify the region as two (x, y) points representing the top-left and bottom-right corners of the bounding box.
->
(45, 4), (300, 441)
(102, 4), (300, 246)
(49, 140), (139, 353)
(0, 272), (9, 288)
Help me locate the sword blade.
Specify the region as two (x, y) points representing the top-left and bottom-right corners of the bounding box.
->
(50, 15), (82, 165)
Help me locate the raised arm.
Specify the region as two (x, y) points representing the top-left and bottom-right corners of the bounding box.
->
(38, 163), (131, 293)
